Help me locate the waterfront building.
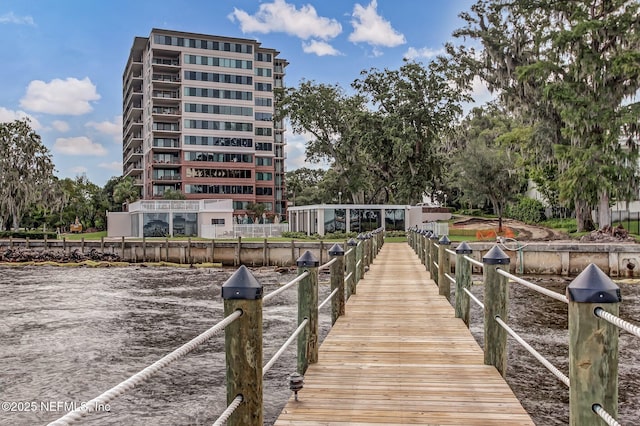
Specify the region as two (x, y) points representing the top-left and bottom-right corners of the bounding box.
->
(122, 29), (288, 221)
(288, 204), (452, 236)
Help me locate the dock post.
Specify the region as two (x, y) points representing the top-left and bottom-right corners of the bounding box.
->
(429, 232), (439, 282)
(356, 236), (365, 282)
(482, 245), (510, 377)
(455, 242), (473, 327)
(567, 264), (620, 426)
(346, 238), (358, 298)
(297, 251), (320, 374)
(222, 265), (263, 426)
(329, 244), (345, 325)
(420, 231), (427, 266)
(438, 236), (451, 299)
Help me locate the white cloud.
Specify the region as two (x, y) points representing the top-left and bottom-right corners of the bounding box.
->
(0, 12), (35, 26)
(302, 40), (342, 56)
(0, 107), (42, 129)
(404, 46), (445, 61)
(349, 0), (405, 47)
(53, 136), (107, 156)
(98, 161), (122, 171)
(20, 77), (101, 115)
(51, 120), (70, 132)
(70, 166), (88, 174)
(229, 0), (341, 40)
(86, 115), (123, 143)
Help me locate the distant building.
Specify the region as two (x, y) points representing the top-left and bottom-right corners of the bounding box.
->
(107, 199), (234, 238)
(288, 204), (452, 236)
(122, 29), (288, 220)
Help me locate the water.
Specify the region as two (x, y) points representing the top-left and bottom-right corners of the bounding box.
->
(0, 266), (332, 425)
(1, 267), (639, 425)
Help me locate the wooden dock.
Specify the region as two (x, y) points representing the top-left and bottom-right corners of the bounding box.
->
(275, 242), (534, 425)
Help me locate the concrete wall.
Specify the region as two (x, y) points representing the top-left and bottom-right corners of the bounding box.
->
(107, 212), (132, 237)
(3, 238), (640, 277)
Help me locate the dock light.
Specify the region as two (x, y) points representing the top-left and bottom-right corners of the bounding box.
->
(289, 372), (304, 401)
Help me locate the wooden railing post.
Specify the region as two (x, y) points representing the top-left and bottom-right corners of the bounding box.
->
(328, 244), (345, 325)
(297, 250), (319, 374)
(346, 238), (358, 298)
(567, 264), (620, 426)
(438, 236), (451, 299)
(420, 231), (427, 266)
(222, 265), (264, 426)
(362, 234), (370, 270)
(356, 237), (365, 283)
(482, 245), (510, 377)
(429, 233), (439, 282)
(455, 242), (473, 327)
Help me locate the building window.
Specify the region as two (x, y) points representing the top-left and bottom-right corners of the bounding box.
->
(211, 218), (225, 225)
(255, 97), (272, 107)
(256, 157), (273, 166)
(255, 112), (273, 121)
(256, 142), (273, 151)
(183, 136), (252, 148)
(184, 103), (253, 116)
(254, 82), (273, 92)
(255, 67), (272, 77)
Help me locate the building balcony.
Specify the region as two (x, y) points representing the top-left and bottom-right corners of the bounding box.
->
(152, 174), (182, 181)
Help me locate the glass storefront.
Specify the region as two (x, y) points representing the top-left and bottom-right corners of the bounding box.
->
(324, 209), (346, 233)
(385, 209), (405, 231)
(143, 213), (169, 237)
(172, 213), (198, 237)
(350, 209), (381, 232)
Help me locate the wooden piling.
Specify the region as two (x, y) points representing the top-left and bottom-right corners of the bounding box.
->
(222, 266), (263, 426)
(483, 246), (510, 377)
(329, 245), (345, 325)
(455, 242), (473, 327)
(567, 264), (620, 426)
(438, 237), (451, 299)
(297, 251), (319, 374)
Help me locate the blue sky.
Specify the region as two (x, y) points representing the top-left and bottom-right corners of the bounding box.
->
(0, 0), (488, 186)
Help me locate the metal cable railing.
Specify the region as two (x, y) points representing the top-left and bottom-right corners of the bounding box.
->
(445, 248), (456, 256)
(593, 404), (621, 426)
(444, 273), (455, 284)
(48, 310), (243, 426)
(595, 308), (640, 339)
(263, 271), (310, 304)
(212, 395), (243, 426)
(497, 268), (568, 304)
(494, 316), (570, 387)
(263, 319), (308, 376)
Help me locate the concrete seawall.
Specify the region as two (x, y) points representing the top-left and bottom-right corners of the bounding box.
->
(2, 238), (640, 277)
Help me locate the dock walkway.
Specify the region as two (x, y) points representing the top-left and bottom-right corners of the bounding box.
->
(275, 243), (534, 425)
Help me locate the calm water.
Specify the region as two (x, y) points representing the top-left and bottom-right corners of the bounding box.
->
(0, 266), (331, 425)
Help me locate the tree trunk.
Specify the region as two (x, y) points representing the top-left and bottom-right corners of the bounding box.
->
(575, 198), (595, 232)
(597, 189), (611, 230)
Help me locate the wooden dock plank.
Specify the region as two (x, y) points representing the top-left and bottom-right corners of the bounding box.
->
(275, 243), (534, 426)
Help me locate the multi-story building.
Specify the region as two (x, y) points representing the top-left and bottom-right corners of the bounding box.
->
(122, 29), (287, 220)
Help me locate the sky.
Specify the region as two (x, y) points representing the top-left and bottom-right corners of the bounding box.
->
(0, 0), (489, 187)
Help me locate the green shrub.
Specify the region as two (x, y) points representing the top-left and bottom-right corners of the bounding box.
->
(282, 231), (308, 239)
(505, 197), (546, 223)
(540, 218), (577, 233)
(384, 230), (406, 238)
(323, 231), (358, 240)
